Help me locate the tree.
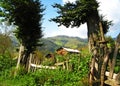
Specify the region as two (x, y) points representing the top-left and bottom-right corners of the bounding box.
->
(51, 0), (111, 85)
(0, 0), (44, 72)
(0, 21), (14, 55)
(0, 33), (12, 55)
(51, 0), (111, 50)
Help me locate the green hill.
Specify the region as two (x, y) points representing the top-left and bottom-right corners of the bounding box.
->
(38, 39), (60, 53)
(38, 35), (87, 53)
(46, 35), (87, 49)
(11, 35), (88, 53)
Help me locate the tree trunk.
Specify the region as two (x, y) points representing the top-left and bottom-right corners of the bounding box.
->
(87, 15), (101, 85)
(87, 15), (110, 85)
(20, 50), (31, 72)
(15, 44), (32, 73)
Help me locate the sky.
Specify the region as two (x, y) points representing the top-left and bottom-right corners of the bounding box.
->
(41, 0), (120, 38)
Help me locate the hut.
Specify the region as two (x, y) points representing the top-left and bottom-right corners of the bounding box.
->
(56, 47), (80, 55)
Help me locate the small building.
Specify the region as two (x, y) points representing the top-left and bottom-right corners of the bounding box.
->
(56, 47), (80, 55)
(45, 53), (54, 59)
(43, 53), (56, 66)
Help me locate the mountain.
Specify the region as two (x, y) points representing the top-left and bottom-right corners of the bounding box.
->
(11, 35), (88, 53)
(38, 39), (60, 53)
(39, 35), (88, 53)
(46, 35), (87, 49)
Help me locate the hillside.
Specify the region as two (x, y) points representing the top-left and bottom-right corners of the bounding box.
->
(38, 39), (60, 53)
(46, 35), (87, 49)
(11, 35), (88, 53)
(39, 35), (88, 53)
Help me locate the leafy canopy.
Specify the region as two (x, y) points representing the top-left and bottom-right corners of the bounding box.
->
(51, 0), (99, 27)
(51, 0), (112, 34)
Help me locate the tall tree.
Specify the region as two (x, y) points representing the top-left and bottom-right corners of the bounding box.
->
(0, 0), (44, 71)
(51, 0), (111, 51)
(51, 0), (111, 85)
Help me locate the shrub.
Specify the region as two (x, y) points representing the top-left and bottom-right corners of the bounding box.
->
(0, 53), (90, 85)
(0, 54), (15, 71)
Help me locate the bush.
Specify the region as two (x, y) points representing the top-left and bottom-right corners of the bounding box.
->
(114, 66), (120, 73)
(0, 53), (90, 86)
(0, 54), (15, 71)
(32, 69), (82, 86)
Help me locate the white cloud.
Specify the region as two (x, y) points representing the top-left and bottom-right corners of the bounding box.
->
(60, 0), (120, 38)
(62, 0), (76, 4)
(57, 0), (87, 38)
(98, 0), (120, 23)
(49, 24), (87, 38)
(97, 0), (120, 37)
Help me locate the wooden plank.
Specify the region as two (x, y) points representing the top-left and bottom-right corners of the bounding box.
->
(105, 71), (118, 79)
(30, 63), (56, 69)
(104, 79), (120, 86)
(105, 71), (120, 86)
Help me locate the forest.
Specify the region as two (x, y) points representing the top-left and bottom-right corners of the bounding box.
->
(0, 0), (120, 86)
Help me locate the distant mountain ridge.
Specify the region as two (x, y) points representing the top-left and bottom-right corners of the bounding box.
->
(39, 35), (88, 53)
(47, 35), (87, 48)
(11, 35), (88, 53)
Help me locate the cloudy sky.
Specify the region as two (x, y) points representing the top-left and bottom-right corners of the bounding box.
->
(42, 0), (120, 38)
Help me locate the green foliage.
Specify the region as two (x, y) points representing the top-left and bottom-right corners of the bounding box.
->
(0, 69), (88, 86)
(55, 54), (66, 62)
(42, 69), (82, 85)
(0, 53), (90, 86)
(51, 0), (112, 35)
(51, 0), (99, 28)
(69, 54), (90, 76)
(0, 54), (16, 85)
(42, 58), (56, 66)
(0, 54), (16, 72)
(99, 15), (113, 34)
(55, 53), (90, 78)
(115, 55), (120, 73)
(114, 66), (120, 73)
(0, 73), (36, 86)
(106, 36), (115, 49)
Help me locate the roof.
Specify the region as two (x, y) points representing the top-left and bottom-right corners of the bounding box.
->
(57, 47), (80, 53)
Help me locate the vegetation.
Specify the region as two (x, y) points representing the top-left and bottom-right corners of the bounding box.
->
(0, 0), (119, 86)
(0, 52), (90, 86)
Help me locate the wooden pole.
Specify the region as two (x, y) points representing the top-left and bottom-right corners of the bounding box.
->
(28, 53), (32, 73)
(14, 44), (24, 76)
(99, 22), (109, 86)
(109, 34), (120, 79)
